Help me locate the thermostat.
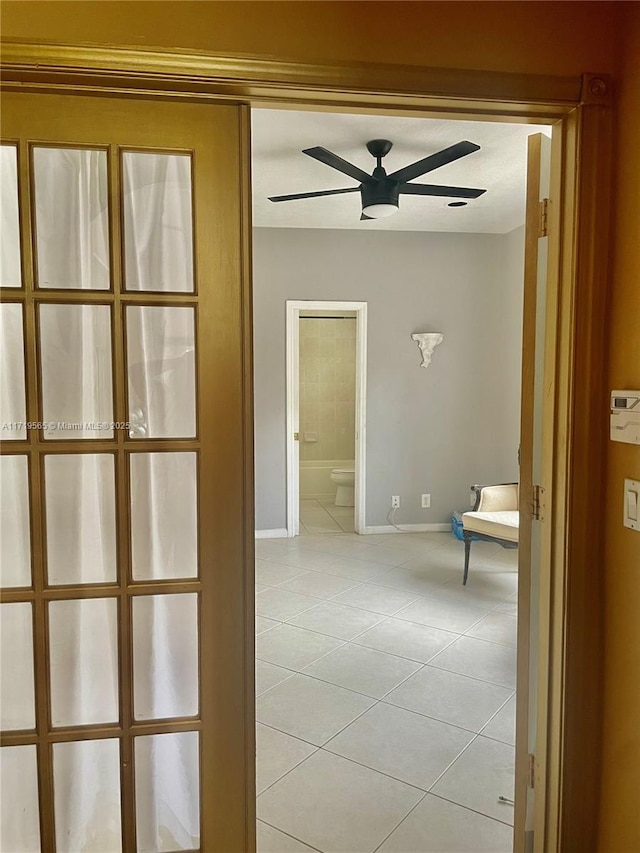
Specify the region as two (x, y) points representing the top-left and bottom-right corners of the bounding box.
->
(610, 390), (640, 445)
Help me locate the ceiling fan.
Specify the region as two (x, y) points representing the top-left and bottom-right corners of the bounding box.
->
(268, 139), (487, 220)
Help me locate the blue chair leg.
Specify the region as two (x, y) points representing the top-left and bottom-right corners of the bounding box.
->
(463, 535), (472, 585)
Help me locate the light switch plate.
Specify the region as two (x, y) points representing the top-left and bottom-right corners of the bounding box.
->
(623, 479), (640, 531)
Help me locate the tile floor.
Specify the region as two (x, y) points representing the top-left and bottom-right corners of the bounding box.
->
(256, 530), (517, 853)
(299, 497), (355, 534)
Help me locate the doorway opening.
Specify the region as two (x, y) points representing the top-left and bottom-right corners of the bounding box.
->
(253, 105), (549, 853)
(1, 46), (610, 853)
(285, 301), (367, 538)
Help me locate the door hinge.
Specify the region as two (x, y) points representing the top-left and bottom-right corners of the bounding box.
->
(528, 753), (536, 788)
(538, 198), (550, 237)
(532, 485), (544, 521)
(294, 432), (300, 441)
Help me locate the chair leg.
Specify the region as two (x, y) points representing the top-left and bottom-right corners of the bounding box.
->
(463, 536), (471, 585)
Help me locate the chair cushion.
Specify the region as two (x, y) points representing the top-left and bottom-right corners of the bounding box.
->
(462, 510), (519, 543)
(477, 484), (518, 512)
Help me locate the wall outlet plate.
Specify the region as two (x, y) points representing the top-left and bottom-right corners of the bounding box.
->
(391, 495), (400, 508)
(421, 493), (431, 508)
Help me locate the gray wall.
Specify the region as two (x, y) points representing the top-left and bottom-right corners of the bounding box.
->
(253, 226), (524, 530)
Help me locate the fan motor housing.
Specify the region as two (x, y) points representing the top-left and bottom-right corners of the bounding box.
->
(360, 178), (400, 210)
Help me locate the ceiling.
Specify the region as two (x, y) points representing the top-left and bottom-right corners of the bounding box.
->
(252, 109), (550, 234)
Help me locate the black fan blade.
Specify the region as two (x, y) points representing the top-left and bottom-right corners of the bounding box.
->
(388, 141), (480, 184)
(303, 146), (372, 184)
(269, 187), (360, 203)
(400, 183), (486, 199)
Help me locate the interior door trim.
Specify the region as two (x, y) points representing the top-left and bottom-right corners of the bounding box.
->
(0, 40), (584, 116)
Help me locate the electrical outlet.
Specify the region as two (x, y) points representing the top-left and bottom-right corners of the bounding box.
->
(391, 495), (400, 508)
(421, 493), (431, 508)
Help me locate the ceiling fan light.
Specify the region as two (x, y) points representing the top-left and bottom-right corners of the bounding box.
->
(362, 203), (399, 219)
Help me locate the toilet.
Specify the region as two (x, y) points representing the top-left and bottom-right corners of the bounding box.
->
(330, 467), (355, 507)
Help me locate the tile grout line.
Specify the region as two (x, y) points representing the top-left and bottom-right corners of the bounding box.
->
(475, 692), (517, 743)
(257, 615), (516, 692)
(257, 818), (324, 852)
(257, 667), (513, 742)
(319, 743), (432, 795)
(370, 790), (431, 853)
(370, 786), (514, 853)
(255, 532), (518, 851)
(257, 744), (322, 799)
(257, 631), (516, 730)
(256, 632), (516, 769)
(426, 789), (515, 828)
(258, 719), (514, 838)
(425, 660), (515, 691)
(258, 615), (516, 690)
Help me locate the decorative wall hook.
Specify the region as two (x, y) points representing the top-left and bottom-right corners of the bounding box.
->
(411, 333), (444, 368)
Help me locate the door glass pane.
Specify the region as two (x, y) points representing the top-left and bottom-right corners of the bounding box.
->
(33, 147), (110, 290)
(133, 593), (198, 720)
(45, 454), (117, 585)
(53, 739), (122, 852)
(0, 455), (31, 587)
(0, 745), (41, 853)
(135, 731), (200, 853)
(130, 453), (197, 580)
(49, 598), (119, 727)
(0, 603), (35, 730)
(40, 303), (114, 439)
(123, 152), (194, 293)
(0, 302), (27, 439)
(0, 145), (22, 288)
(127, 306), (196, 439)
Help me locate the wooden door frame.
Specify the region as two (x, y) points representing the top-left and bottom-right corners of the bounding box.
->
(0, 42), (612, 853)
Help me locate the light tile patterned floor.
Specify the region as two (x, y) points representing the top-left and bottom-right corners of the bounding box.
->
(299, 497), (355, 534)
(256, 531), (517, 853)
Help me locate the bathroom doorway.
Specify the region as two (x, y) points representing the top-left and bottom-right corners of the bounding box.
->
(285, 300), (367, 537)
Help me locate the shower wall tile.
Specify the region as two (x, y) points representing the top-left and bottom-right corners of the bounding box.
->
(301, 382), (320, 404)
(319, 361), (336, 385)
(336, 320), (356, 339)
(336, 381), (354, 403)
(300, 318), (356, 465)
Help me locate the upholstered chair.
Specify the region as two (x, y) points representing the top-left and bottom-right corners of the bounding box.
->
(461, 483), (519, 585)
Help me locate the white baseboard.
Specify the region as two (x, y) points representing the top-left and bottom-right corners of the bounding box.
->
(256, 524), (450, 538)
(255, 528), (289, 539)
(361, 523), (451, 534)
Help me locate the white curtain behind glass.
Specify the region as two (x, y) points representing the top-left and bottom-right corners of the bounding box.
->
(127, 306), (196, 439)
(123, 151), (194, 292)
(0, 145), (22, 287)
(40, 303), (114, 439)
(0, 303), (27, 439)
(33, 147), (110, 290)
(0, 151), (199, 851)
